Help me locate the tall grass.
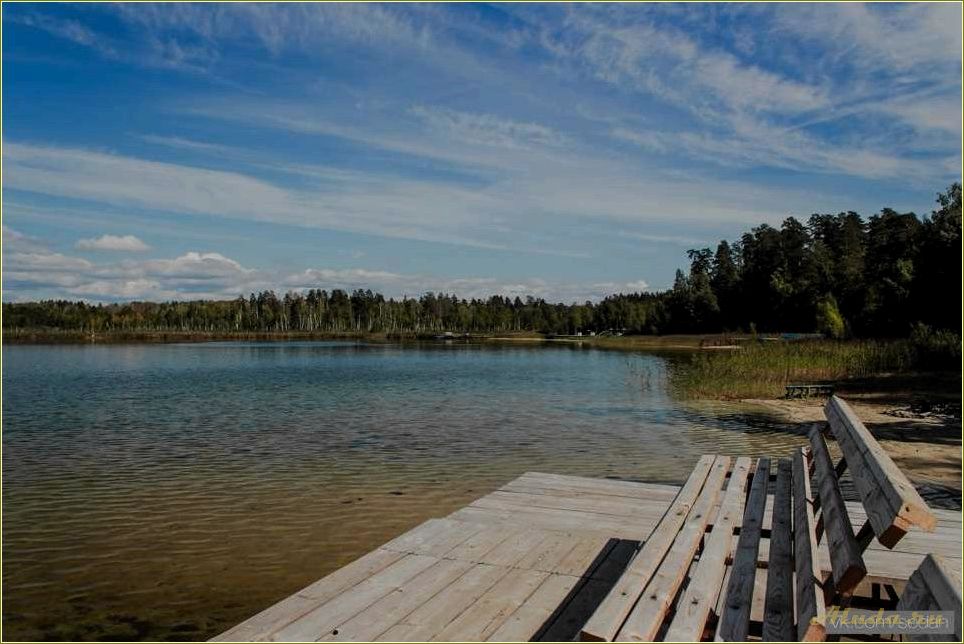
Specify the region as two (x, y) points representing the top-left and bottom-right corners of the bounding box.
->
(669, 340), (918, 399)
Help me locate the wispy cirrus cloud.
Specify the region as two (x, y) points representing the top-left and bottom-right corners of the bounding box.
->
(4, 3), (959, 303)
(409, 105), (569, 150)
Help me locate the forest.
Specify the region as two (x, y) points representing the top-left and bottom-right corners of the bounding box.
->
(3, 183), (960, 340)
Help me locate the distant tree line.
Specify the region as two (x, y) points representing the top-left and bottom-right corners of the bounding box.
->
(667, 183), (961, 338)
(3, 183), (960, 339)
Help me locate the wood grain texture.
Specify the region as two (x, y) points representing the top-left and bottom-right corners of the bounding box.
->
(616, 456), (731, 642)
(579, 455), (716, 641)
(663, 457), (752, 642)
(809, 425), (867, 594)
(792, 449), (826, 642)
(715, 457), (770, 642)
(762, 458), (794, 642)
(897, 554), (963, 641)
(825, 396), (936, 543)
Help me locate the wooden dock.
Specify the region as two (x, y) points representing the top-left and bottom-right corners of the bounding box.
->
(213, 471), (962, 642)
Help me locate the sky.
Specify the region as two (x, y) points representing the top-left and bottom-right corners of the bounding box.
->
(2, 2), (961, 303)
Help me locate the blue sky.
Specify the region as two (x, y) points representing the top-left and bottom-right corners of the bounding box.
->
(2, 2), (961, 303)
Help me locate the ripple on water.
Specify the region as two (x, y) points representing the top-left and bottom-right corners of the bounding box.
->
(2, 342), (804, 641)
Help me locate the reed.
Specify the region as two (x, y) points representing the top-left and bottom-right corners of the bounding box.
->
(669, 339), (919, 399)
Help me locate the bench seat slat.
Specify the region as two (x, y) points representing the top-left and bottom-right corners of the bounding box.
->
(579, 454), (716, 642)
(762, 458), (794, 641)
(716, 457), (770, 642)
(615, 456), (731, 642)
(663, 457), (752, 642)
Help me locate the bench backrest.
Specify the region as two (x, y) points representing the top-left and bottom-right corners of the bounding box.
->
(824, 395), (936, 547)
(896, 554), (963, 641)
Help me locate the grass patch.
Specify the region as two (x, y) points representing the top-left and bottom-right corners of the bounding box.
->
(669, 339), (922, 400)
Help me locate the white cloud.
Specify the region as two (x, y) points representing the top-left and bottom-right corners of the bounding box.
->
(410, 105), (568, 150)
(137, 134), (243, 156)
(611, 117), (933, 181)
(624, 280), (649, 291)
(2, 238), (650, 303)
(4, 138), (858, 259)
(10, 13), (118, 58)
(769, 3), (961, 74)
(558, 14), (828, 116)
(76, 234), (151, 252)
(874, 95), (963, 136)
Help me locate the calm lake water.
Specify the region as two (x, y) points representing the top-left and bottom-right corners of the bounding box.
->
(2, 341), (805, 641)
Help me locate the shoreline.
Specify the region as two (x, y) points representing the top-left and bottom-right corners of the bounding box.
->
(744, 395), (962, 494)
(1, 330), (714, 349)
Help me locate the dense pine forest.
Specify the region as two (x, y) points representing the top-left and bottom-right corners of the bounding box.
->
(3, 184), (960, 340)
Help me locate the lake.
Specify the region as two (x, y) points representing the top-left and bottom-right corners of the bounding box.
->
(1, 341), (805, 641)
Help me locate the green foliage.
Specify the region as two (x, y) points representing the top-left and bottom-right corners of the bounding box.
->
(1, 290), (667, 337)
(666, 182), (960, 336)
(908, 323), (962, 371)
(669, 340), (916, 399)
(815, 295), (846, 339)
(3, 183), (960, 343)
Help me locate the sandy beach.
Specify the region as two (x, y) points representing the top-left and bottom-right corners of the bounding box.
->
(746, 396), (962, 497)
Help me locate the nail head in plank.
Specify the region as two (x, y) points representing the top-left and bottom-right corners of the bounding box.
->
(663, 456), (752, 642)
(616, 456), (732, 642)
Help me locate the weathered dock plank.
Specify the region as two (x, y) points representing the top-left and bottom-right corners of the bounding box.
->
(214, 471), (962, 642)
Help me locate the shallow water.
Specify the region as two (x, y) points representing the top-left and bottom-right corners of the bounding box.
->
(2, 341), (805, 641)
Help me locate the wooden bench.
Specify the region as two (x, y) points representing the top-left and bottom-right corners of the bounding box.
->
(579, 396), (942, 642)
(897, 554), (963, 641)
(785, 384), (834, 399)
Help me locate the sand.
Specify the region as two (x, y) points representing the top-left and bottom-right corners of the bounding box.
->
(745, 396), (962, 494)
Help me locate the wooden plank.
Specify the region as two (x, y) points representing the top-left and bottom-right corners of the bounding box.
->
(792, 449), (826, 642)
(514, 532), (581, 573)
(616, 456), (732, 642)
(444, 525), (518, 563)
(762, 458), (794, 641)
(381, 519), (485, 557)
(211, 594), (321, 642)
(479, 529), (550, 568)
(456, 502), (656, 538)
(514, 472), (681, 499)
(897, 554), (963, 641)
(319, 558), (475, 641)
(716, 457), (770, 642)
(376, 564), (511, 641)
(432, 568), (549, 641)
(556, 535), (617, 578)
(539, 578), (613, 642)
(293, 548), (408, 602)
(579, 454), (717, 641)
(809, 425), (867, 594)
(483, 490), (669, 520)
(590, 539), (641, 583)
(663, 456), (752, 642)
(212, 548), (407, 641)
(501, 480), (679, 505)
(826, 396), (936, 542)
(271, 553), (439, 641)
(485, 573), (581, 642)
